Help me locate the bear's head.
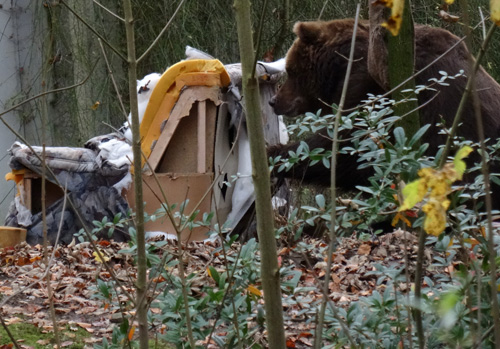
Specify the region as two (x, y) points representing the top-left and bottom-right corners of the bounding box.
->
(270, 19), (382, 117)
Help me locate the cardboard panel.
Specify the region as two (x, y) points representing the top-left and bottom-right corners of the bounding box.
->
(147, 86), (220, 173)
(157, 108), (199, 174)
(140, 60), (230, 160)
(22, 173), (65, 214)
(127, 173), (213, 241)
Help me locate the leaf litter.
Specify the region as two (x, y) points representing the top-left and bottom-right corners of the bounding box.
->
(0, 229), (447, 348)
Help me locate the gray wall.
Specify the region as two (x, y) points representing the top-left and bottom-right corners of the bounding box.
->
(0, 0), (36, 219)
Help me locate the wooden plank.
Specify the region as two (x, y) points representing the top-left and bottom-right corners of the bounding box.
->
(156, 108), (198, 174)
(197, 100), (206, 173)
(204, 101), (217, 173)
(127, 173), (213, 241)
(147, 86), (221, 173)
(147, 112), (183, 172)
(139, 59), (230, 160)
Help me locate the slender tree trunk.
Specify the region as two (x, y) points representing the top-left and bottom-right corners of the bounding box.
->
(368, 1), (423, 346)
(368, 0), (420, 139)
(122, 1), (148, 348)
(387, 0), (420, 138)
(233, 0), (286, 348)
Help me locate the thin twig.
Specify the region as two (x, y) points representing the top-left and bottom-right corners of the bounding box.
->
(41, 44), (61, 344)
(0, 60), (99, 118)
(438, 23), (497, 167)
(413, 228), (425, 347)
(318, 0), (329, 20)
(343, 16), (489, 114)
(342, 36), (465, 114)
(93, 0), (125, 22)
(300, 251), (356, 347)
(121, 1), (149, 347)
(315, 4), (362, 349)
(0, 106), (136, 307)
(137, 0), (187, 63)
(98, 38), (128, 120)
(0, 313), (21, 349)
(468, 33), (500, 349)
(59, 0), (127, 62)
(251, 0), (269, 78)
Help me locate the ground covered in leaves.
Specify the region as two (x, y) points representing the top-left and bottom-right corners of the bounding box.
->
(0, 230), (445, 348)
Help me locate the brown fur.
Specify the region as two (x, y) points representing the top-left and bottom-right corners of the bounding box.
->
(269, 19), (500, 206)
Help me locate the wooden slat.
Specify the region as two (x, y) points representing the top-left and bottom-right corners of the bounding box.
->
(197, 100), (206, 173)
(147, 86), (221, 173)
(204, 102), (217, 173)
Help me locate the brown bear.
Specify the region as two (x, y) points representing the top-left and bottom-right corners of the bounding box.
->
(268, 18), (500, 207)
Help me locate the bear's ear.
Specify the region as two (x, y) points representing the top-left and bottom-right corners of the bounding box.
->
(293, 22), (326, 44)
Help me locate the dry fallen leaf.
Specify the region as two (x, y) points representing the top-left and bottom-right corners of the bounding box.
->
(357, 243), (372, 255)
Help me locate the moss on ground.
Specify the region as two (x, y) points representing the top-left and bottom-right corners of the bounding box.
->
(0, 323), (91, 349)
(0, 322), (174, 348)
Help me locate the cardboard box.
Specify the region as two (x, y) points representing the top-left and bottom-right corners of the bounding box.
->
(0, 226), (27, 248)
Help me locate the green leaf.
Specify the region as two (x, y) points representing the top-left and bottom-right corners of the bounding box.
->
(97, 279), (110, 299)
(208, 266), (220, 284)
(315, 194), (326, 209)
(393, 127), (406, 146)
(453, 145), (473, 180)
(439, 291), (460, 328)
(400, 179), (424, 211)
(355, 186), (375, 195)
(119, 318), (129, 335)
(408, 124), (430, 148)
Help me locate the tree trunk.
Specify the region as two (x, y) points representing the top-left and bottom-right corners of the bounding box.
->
(233, 0), (286, 348)
(122, 1), (148, 348)
(368, 0), (420, 140)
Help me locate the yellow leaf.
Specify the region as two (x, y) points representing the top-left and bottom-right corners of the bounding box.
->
(391, 212), (401, 227)
(447, 237), (455, 249)
(380, 0), (405, 36)
(422, 198), (447, 236)
(480, 226), (486, 237)
(392, 212), (412, 227)
(375, 0), (393, 6)
(247, 285), (262, 297)
(401, 214), (412, 227)
(445, 0), (455, 4)
(492, 0), (500, 26)
(93, 250), (110, 263)
(91, 101), (100, 110)
(400, 179), (425, 211)
(464, 238), (480, 247)
(128, 326), (136, 341)
(206, 267), (212, 278)
(399, 149), (472, 236)
(453, 146), (473, 180)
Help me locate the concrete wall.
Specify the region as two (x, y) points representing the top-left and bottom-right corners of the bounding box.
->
(0, 0), (36, 219)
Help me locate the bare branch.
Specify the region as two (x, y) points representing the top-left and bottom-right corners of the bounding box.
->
(137, 0), (187, 63)
(315, 4), (361, 349)
(59, 0), (127, 62)
(0, 60), (99, 118)
(93, 0), (125, 22)
(98, 39), (129, 120)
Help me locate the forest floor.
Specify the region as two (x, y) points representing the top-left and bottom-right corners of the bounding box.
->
(0, 229), (444, 348)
